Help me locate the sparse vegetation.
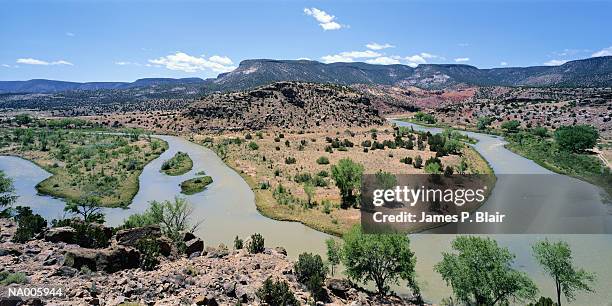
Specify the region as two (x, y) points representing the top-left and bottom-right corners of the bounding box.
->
(0, 128), (167, 207)
(180, 176), (213, 195)
(161, 151), (193, 176)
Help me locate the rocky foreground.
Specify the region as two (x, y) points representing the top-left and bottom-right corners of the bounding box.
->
(0, 219), (418, 305)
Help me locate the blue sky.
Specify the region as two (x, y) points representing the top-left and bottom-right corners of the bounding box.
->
(1, 0), (611, 82)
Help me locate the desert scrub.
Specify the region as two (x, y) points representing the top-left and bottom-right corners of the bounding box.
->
(0, 271), (28, 285)
(161, 151), (193, 176)
(179, 176), (213, 195)
(0, 128), (167, 207)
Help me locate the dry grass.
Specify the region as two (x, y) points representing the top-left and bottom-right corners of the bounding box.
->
(192, 124), (492, 236)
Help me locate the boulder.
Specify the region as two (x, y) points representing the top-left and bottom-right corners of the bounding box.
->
(181, 231), (196, 242)
(63, 246), (140, 273)
(115, 226), (161, 247)
(44, 227), (76, 244)
(274, 246), (287, 256)
(185, 238), (204, 256)
(326, 278), (352, 298)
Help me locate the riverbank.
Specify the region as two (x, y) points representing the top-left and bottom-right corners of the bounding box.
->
(396, 116), (611, 198)
(191, 125), (493, 237)
(0, 129), (168, 208)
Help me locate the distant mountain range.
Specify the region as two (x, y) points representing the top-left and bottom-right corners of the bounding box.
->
(212, 56), (612, 90)
(0, 77), (206, 94)
(1, 56), (611, 94)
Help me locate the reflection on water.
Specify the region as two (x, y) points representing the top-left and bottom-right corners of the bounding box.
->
(1, 127), (611, 304)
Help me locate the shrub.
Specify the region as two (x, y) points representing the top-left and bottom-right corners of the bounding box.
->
(285, 157), (296, 164)
(245, 133), (252, 140)
(312, 175), (328, 187)
(256, 277), (299, 306)
(324, 145), (333, 153)
(444, 165), (454, 177)
(322, 200), (332, 214)
(294, 172), (312, 183)
(501, 120), (521, 133)
(136, 237), (160, 271)
(316, 156), (330, 165)
(414, 112), (436, 124)
(247, 233), (265, 254)
(51, 218), (110, 248)
(248, 141), (259, 150)
(234, 236), (244, 249)
(400, 157), (413, 164)
(0, 271), (28, 285)
(294, 252), (328, 301)
(413, 155), (423, 168)
(12, 206), (47, 243)
(326, 238), (341, 276)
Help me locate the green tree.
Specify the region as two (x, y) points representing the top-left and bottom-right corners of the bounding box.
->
(435, 236), (538, 305)
(325, 238), (341, 276)
(256, 277), (299, 306)
(148, 196), (202, 243)
(0, 170), (17, 217)
(342, 225), (419, 297)
(375, 171), (397, 189)
(532, 239), (596, 306)
(331, 158), (364, 209)
(501, 120), (521, 133)
(65, 196), (105, 224)
(303, 183), (315, 208)
(15, 113), (33, 125)
(477, 116), (494, 131)
(294, 252), (328, 301)
(554, 125), (599, 153)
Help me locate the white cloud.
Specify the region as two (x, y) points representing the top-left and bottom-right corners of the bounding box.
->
(65, 32), (75, 37)
(366, 56), (401, 65)
(304, 8), (345, 31)
(500, 61), (508, 66)
(149, 52), (236, 73)
(321, 50), (381, 63)
(297, 57), (312, 61)
(366, 43), (394, 50)
(208, 55), (233, 66)
(420, 52), (435, 59)
(115, 61), (142, 66)
(1, 64), (11, 68)
(543, 59), (568, 66)
(16, 58), (73, 66)
(454, 57), (470, 63)
(404, 55), (430, 67)
(458, 43), (470, 47)
(592, 46), (612, 57)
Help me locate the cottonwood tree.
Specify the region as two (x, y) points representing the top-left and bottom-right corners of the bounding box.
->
(65, 196), (105, 223)
(435, 236), (538, 305)
(0, 170), (17, 217)
(331, 158), (364, 208)
(532, 239), (596, 306)
(553, 125), (599, 153)
(342, 225), (420, 298)
(325, 238), (341, 276)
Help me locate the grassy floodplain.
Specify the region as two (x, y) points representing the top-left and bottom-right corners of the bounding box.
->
(193, 125), (493, 236)
(505, 131), (612, 197)
(161, 151), (193, 176)
(180, 176), (213, 195)
(0, 126), (168, 207)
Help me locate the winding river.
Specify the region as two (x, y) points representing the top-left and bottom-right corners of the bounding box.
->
(1, 125), (611, 304)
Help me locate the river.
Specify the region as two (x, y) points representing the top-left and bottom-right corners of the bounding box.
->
(1, 126), (611, 305)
